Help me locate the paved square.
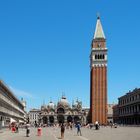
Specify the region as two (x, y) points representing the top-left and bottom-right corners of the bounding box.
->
(0, 126), (140, 140)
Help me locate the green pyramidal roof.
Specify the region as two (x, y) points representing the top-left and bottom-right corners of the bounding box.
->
(94, 17), (105, 39)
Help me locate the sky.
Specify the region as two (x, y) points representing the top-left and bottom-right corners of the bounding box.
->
(0, 0), (140, 111)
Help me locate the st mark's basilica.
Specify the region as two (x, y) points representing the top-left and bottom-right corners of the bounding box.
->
(29, 95), (89, 125)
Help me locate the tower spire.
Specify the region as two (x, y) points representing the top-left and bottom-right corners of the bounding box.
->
(94, 16), (105, 39)
(97, 12), (100, 19)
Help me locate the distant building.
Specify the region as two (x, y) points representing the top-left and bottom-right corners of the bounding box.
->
(113, 88), (140, 125)
(28, 108), (40, 125)
(28, 96), (89, 125)
(107, 104), (115, 123)
(0, 80), (26, 128)
(113, 104), (119, 123)
(40, 96), (87, 125)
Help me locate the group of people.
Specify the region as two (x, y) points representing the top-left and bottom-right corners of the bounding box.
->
(8, 120), (118, 140)
(25, 121), (101, 138)
(87, 121), (118, 130)
(86, 121), (100, 130)
(24, 122), (82, 139)
(9, 121), (104, 139)
(60, 122), (82, 139)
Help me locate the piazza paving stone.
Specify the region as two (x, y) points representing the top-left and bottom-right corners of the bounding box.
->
(0, 126), (140, 140)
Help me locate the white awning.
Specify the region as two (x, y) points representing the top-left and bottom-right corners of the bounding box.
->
(19, 120), (24, 123)
(10, 118), (17, 123)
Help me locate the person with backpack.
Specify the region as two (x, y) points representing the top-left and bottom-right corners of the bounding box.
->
(76, 122), (82, 136)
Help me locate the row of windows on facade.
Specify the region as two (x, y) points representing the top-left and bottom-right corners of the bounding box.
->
(0, 100), (24, 117)
(0, 90), (24, 110)
(119, 94), (140, 105)
(119, 104), (140, 115)
(30, 114), (39, 120)
(95, 54), (105, 60)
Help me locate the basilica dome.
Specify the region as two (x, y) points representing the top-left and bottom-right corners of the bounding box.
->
(41, 104), (48, 111)
(58, 96), (69, 107)
(48, 101), (55, 109)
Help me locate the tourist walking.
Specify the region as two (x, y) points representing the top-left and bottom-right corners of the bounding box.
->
(76, 122), (82, 136)
(15, 124), (19, 133)
(95, 121), (99, 130)
(37, 125), (42, 136)
(70, 122), (73, 130)
(26, 124), (30, 137)
(60, 123), (65, 139)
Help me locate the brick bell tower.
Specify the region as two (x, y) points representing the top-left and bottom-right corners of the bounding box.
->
(90, 16), (108, 124)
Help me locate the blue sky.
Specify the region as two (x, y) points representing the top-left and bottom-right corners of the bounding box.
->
(0, 0), (140, 111)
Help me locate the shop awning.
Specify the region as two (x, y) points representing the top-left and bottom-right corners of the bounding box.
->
(19, 120), (24, 123)
(10, 118), (17, 123)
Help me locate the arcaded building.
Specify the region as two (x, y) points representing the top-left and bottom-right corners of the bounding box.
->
(28, 96), (89, 125)
(117, 88), (140, 125)
(112, 104), (119, 123)
(90, 16), (108, 124)
(0, 80), (26, 128)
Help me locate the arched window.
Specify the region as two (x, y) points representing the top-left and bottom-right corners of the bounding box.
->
(95, 54), (97, 59)
(103, 54), (105, 59)
(100, 54), (102, 59)
(57, 108), (65, 114)
(98, 54), (100, 59)
(49, 116), (54, 124)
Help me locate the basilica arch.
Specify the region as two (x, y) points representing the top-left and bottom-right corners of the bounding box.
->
(67, 115), (73, 123)
(57, 107), (65, 114)
(42, 116), (48, 124)
(49, 116), (54, 124)
(57, 115), (64, 123)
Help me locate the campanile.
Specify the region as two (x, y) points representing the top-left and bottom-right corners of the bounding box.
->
(90, 16), (108, 124)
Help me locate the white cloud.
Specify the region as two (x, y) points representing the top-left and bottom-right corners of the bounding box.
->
(9, 86), (34, 99)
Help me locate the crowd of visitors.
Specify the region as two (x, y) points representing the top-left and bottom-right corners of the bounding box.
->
(7, 121), (117, 139)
